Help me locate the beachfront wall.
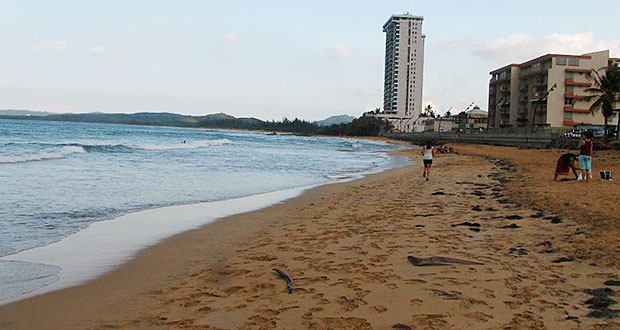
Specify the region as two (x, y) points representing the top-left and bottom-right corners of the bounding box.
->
(385, 130), (562, 149)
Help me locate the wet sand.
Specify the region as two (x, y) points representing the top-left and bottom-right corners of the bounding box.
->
(1, 145), (618, 329)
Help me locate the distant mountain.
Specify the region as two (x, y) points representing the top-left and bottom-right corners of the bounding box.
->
(0, 109), (53, 116)
(316, 115), (357, 126)
(0, 111), (265, 129)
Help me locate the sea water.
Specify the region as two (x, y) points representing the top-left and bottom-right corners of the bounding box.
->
(0, 118), (408, 303)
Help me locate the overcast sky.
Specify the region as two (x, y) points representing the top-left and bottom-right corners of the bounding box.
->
(1, 0), (619, 120)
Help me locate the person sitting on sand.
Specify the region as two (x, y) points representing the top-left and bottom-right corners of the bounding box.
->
(554, 153), (579, 181)
(578, 130), (594, 183)
(421, 141), (435, 181)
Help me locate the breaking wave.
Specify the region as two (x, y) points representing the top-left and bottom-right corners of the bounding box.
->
(0, 139), (232, 164)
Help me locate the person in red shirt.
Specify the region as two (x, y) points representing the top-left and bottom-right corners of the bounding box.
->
(578, 130), (594, 183)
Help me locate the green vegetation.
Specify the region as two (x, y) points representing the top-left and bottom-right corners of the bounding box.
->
(581, 63), (620, 139)
(1, 111), (393, 137)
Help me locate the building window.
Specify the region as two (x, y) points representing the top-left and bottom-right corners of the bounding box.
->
(565, 71), (574, 79)
(568, 57), (579, 66)
(564, 98), (575, 106)
(555, 57), (566, 65)
(564, 112), (573, 120)
(566, 85), (574, 93)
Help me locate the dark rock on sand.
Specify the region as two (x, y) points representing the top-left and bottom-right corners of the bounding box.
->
(431, 191), (446, 195)
(500, 224), (521, 229)
(393, 324), (412, 330)
(471, 205), (482, 212)
(585, 296), (617, 309)
(531, 212), (546, 218)
(544, 216), (562, 223)
(486, 207), (498, 211)
(587, 308), (620, 319)
(604, 280), (620, 286)
(537, 241), (553, 247)
(584, 287), (619, 319)
(451, 222), (481, 228)
(552, 257), (574, 263)
(505, 215), (523, 220)
(585, 288), (615, 296)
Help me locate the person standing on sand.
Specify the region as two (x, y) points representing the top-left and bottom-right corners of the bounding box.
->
(421, 141), (435, 181)
(554, 153), (579, 181)
(578, 130), (594, 183)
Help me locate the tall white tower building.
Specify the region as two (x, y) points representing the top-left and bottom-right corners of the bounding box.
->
(378, 13), (425, 132)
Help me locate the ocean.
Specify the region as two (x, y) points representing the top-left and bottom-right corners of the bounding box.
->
(0, 118), (408, 303)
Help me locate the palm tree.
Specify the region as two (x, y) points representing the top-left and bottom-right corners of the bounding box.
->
(580, 64), (620, 139)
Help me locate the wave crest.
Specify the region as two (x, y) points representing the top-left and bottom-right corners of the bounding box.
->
(0, 146), (86, 164)
(0, 139), (232, 164)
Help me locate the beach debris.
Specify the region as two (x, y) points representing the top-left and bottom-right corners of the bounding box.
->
(509, 247), (529, 255)
(392, 324), (412, 330)
(273, 268), (294, 294)
(407, 256), (483, 267)
(471, 205), (482, 212)
(584, 288), (619, 319)
(566, 316), (579, 320)
(499, 224), (520, 229)
(505, 215), (523, 220)
(551, 257), (574, 263)
(604, 280), (620, 286)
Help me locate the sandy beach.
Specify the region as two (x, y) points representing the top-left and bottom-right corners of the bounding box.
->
(1, 144), (619, 329)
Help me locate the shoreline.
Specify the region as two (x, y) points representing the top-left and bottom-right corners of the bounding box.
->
(0, 148), (410, 306)
(1, 146), (618, 329)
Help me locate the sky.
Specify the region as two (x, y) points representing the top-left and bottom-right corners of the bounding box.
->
(1, 0), (619, 121)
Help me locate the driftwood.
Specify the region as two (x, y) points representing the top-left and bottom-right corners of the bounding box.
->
(273, 268), (294, 294)
(407, 256), (483, 267)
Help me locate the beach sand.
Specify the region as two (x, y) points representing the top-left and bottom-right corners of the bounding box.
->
(0, 144), (618, 329)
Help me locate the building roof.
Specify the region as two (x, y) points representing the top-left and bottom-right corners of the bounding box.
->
(490, 50), (609, 74)
(383, 13), (424, 29)
(466, 106), (488, 118)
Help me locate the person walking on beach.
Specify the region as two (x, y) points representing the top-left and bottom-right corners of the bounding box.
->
(554, 153), (579, 181)
(421, 141), (435, 181)
(578, 130), (594, 183)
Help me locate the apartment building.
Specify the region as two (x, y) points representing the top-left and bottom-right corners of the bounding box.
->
(372, 13), (426, 132)
(488, 50), (618, 129)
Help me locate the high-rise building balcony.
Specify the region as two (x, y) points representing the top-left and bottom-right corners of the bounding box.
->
(565, 79), (592, 87)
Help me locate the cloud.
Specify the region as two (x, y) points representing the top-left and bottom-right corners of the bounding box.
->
(112, 51), (123, 60)
(88, 46), (107, 54)
(34, 40), (76, 51)
(221, 33), (239, 44)
(327, 43), (352, 60)
(474, 32), (620, 62)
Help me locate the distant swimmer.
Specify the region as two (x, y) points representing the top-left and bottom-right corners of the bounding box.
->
(182, 140), (186, 144)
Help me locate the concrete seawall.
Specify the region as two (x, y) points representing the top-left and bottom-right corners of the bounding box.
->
(384, 132), (558, 148)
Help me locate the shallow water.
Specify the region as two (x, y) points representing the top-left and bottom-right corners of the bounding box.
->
(0, 118), (408, 302)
